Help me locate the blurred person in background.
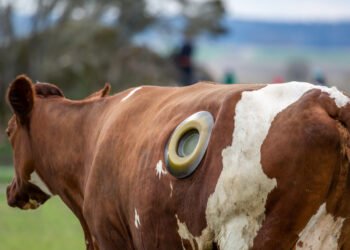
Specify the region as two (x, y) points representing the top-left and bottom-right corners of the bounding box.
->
(174, 38), (195, 86)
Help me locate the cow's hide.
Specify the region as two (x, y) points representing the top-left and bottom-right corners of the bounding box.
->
(6, 75), (350, 250)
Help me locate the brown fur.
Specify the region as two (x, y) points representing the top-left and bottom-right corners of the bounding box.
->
(5, 75), (350, 249)
(254, 89), (350, 249)
(35, 82), (64, 97)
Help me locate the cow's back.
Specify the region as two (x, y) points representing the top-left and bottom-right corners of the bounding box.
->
(83, 82), (350, 250)
(82, 83), (263, 249)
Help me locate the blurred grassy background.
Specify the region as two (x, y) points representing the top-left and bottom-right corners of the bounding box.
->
(0, 168), (84, 250)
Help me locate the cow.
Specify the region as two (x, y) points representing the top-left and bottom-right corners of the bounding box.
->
(5, 74), (350, 250)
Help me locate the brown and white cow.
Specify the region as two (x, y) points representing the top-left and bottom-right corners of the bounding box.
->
(5, 75), (350, 249)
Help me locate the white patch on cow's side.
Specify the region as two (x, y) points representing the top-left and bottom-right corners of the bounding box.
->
(121, 87), (142, 102)
(134, 208), (141, 229)
(30, 171), (53, 196)
(170, 182), (173, 198)
(155, 160), (167, 179)
(319, 86), (350, 107)
(296, 203), (345, 250)
(205, 82), (348, 250)
(175, 214), (213, 250)
(176, 214), (196, 250)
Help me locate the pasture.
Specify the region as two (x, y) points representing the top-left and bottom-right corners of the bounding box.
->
(0, 167), (84, 250)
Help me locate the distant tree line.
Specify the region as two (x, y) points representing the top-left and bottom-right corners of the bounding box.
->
(0, 0), (227, 127)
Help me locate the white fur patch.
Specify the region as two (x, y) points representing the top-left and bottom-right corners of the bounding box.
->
(319, 86), (349, 107)
(134, 208), (141, 229)
(175, 215), (212, 250)
(205, 82), (349, 250)
(30, 171), (53, 196)
(121, 87), (142, 102)
(176, 214), (196, 250)
(155, 160), (167, 179)
(296, 204), (344, 250)
(170, 182), (173, 198)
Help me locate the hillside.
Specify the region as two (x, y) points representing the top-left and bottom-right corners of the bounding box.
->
(215, 19), (350, 48)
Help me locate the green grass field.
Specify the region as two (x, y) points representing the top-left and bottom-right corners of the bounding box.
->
(0, 167), (84, 250)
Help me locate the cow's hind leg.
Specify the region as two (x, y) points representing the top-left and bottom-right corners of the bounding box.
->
(253, 91), (343, 249)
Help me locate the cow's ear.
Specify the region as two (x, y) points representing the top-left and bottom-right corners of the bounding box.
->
(84, 83), (111, 100)
(7, 75), (35, 124)
(101, 83), (111, 97)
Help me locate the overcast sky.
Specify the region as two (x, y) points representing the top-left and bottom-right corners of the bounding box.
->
(6, 0), (350, 22)
(226, 0), (350, 22)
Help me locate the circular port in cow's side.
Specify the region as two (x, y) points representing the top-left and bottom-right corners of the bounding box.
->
(165, 111), (214, 178)
(177, 129), (200, 157)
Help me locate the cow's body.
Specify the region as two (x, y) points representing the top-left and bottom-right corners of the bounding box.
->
(5, 76), (350, 250)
